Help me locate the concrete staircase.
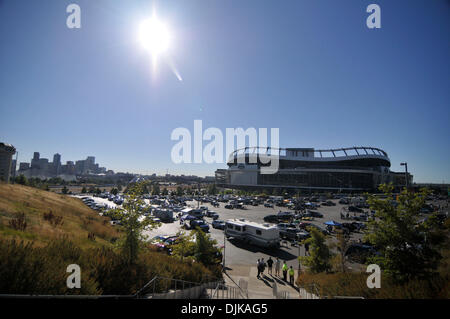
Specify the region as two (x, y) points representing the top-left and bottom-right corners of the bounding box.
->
(223, 265), (319, 299)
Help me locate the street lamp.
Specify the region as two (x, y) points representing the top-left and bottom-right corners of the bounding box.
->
(222, 230), (226, 271)
(400, 162), (408, 189)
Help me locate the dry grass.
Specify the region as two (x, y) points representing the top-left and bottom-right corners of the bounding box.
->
(0, 183), (119, 248)
(297, 270), (449, 298)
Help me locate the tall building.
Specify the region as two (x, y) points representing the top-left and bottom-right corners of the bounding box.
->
(31, 152), (40, 169)
(0, 142), (16, 183)
(19, 162), (30, 171)
(10, 159), (17, 177)
(53, 153), (61, 175)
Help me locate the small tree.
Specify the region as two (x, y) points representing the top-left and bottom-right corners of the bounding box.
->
(81, 187), (87, 194)
(62, 185), (68, 194)
(176, 186), (183, 196)
(331, 229), (350, 273)
(171, 231), (196, 262)
(192, 228), (221, 266)
(161, 188), (168, 196)
(207, 184), (218, 195)
(16, 175), (27, 185)
(109, 182), (160, 264)
(299, 227), (332, 273)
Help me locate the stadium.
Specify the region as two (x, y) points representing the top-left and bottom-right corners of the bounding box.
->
(215, 147), (412, 192)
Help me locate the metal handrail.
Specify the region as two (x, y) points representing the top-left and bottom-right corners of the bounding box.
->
(210, 283), (246, 299)
(134, 276), (158, 298)
(135, 275), (222, 298)
(211, 283), (222, 299)
(223, 272), (248, 298)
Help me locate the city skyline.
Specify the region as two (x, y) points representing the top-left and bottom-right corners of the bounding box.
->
(1, 0), (449, 182)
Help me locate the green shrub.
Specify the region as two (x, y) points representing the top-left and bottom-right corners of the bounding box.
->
(0, 238), (220, 295)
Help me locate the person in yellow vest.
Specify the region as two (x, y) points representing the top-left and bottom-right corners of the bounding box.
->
(282, 261), (288, 281)
(288, 266), (295, 285)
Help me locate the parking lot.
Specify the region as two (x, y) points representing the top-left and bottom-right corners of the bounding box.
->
(74, 192), (448, 273)
(144, 199), (366, 271)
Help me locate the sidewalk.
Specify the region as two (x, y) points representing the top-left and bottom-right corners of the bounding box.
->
(224, 264), (318, 299)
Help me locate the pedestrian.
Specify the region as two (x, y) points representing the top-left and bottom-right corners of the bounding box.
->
(267, 257), (273, 275)
(282, 261), (288, 281)
(257, 259), (261, 278)
(288, 266), (295, 285)
(260, 258), (266, 276)
(275, 257), (281, 277)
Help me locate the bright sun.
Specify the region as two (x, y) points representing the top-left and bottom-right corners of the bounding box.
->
(139, 17), (171, 55)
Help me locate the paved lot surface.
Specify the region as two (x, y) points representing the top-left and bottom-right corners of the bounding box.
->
(144, 199), (365, 271)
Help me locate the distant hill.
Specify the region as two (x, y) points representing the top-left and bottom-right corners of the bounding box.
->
(0, 183), (120, 248)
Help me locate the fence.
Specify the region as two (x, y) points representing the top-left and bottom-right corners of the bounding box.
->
(207, 282), (247, 299)
(297, 283), (321, 299)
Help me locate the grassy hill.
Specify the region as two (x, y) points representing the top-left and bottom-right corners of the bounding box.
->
(0, 183), (120, 248)
(0, 183), (220, 295)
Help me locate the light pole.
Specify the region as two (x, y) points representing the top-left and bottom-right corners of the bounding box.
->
(222, 229), (226, 271)
(400, 162), (408, 190)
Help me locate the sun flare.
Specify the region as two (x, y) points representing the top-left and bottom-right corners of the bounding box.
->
(139, 17), (171, 55)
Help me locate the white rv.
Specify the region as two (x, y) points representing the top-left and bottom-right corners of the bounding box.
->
(225, 219), (280, 248)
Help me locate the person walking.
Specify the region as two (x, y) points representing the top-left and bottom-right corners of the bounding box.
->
(275, 257), (281, 277)
(260, 258), (266, 277)
(282, 261), (288, 281)
(288, 266), (295, 285)
(267, 257), (274, 275)
(257, 259), (261, 278)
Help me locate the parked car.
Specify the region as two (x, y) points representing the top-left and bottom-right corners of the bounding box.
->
(189, 219), (210, 232)
(263, 215), (279, 223)
(277, 223), (297, 230)
(264, 203), (274, 208)
(348, 206), (364, 213)
(210, 212), (219, 220)
(308, 210), (324, 218)
(212, 220), (226, 229)
(279, 228), (303, 240)
(206, 210), (217, 217)
(225, 204), (233, 209)
(300, 223), (329, 235)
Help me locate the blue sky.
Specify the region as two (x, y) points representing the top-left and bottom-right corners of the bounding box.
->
(0, 0), (449, 182)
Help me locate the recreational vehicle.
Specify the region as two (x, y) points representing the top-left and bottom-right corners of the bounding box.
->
(225, 219), (280, 248)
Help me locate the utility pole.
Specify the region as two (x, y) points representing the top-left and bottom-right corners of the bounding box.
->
(222, 229), (226, 271)
(400, 162), (408, 190)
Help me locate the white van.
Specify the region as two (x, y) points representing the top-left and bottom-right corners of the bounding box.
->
(225, 219), (280, 248)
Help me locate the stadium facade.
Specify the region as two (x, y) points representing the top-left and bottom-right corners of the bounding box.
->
(215, 147), (412, 192)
